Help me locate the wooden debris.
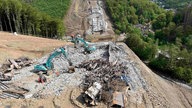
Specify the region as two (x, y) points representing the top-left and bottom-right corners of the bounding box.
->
(0, 82), (29, 99)
(0, 82), (9, 90)
(0, 72), (12, 81)
(7, 64), (14, 72)
(5, 57), (33, 72)
(9, 59), (21, 69)
(0, 57), (33, 81)
(0, 91), (24, 99)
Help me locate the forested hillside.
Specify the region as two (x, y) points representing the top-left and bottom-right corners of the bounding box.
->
(153, 0), (192, 9)
(106, 0), (192, 83)
(0, 0), (71, 38)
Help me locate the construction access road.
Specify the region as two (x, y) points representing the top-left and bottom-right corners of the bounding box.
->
(64, 0), (114, 37)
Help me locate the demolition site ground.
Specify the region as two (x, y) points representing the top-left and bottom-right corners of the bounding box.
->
(0, 42), (148, 107)
(0, 40), (191, 108)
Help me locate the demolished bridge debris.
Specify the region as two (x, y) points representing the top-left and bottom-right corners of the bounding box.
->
(0, 42), (149, 108)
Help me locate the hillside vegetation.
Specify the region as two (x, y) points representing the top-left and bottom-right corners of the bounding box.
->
(153, 0), (192, 9)
(0, 0), (71, 38)
(106, 0), (192, 83)
(28, 0), (71, 19)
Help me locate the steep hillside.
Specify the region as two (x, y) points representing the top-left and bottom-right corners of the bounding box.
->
(106, 0), (192, 83)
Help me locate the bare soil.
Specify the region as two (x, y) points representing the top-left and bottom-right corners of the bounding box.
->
(0, 32), (71, 63)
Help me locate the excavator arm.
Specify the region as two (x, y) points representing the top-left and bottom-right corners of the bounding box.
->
(45, 48), (67, 70)
(34, 47), (67, 72)
(71, 37), (96, 52)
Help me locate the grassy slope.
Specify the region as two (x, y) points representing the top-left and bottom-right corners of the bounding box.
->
(31, 0), (71, 18)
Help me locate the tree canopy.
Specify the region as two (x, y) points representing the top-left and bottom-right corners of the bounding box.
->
(106, 0), (192, 83)
(153, 0), (192, 9)
(0, 0), (65, 38)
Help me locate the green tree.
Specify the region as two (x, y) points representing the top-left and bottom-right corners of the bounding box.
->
(183, 68), (192, 82)
(153, 13), (167, 30)
(174, 67), (184, 79)
(0, 0), (64, 38)
(166, 10), (174, 25)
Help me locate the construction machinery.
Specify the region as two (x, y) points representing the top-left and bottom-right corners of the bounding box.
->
(34, 47), (68, 73)
(71, 35), (96, 53)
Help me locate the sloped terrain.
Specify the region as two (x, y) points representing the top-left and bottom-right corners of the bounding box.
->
(0, 42), (191, 108)
(120, 43), (192, 108)
(0, 32), (70, 63)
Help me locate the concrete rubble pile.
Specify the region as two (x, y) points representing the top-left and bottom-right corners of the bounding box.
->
(79, 59), (128, 91)
(78, 59), (128, 105)
(69, 42), (148, 107)
(0, 42), (148, 107)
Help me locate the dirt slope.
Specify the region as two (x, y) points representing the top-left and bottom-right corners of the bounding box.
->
(0, 32), (71, 63)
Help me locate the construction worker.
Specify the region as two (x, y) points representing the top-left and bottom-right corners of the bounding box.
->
(71, 33), (78, 48)
(70, 33), (75, 40)
(38, 72), (47, 83)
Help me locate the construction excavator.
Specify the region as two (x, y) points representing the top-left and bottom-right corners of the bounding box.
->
(71, 34), (96, 53)
(34, 47), (73, 73)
